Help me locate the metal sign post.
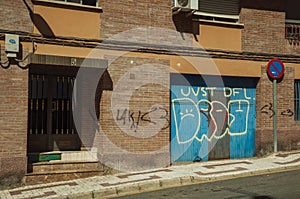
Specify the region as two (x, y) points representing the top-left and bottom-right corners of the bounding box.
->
(267, 58), (284, 153)
(273, 79), (277, 152)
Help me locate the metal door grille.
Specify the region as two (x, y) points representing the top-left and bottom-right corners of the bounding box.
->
(28, 75), (47, 135)
(52, 76), (76, 134)
(28, 75), (76, 135)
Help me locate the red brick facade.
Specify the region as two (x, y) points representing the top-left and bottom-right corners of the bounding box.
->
(0, 0), (32, 183)
(100, 0), (174, 39)
(256, 65), (300, 155)
(240, 7), (300, 55)
(1, 0), (300, 184)
(0, 58), (28, 180)
(241, 7), (300, 154)
(0, 0), (33, 33)
(97, 56), (170, 170)
(240, 8), (286, 54)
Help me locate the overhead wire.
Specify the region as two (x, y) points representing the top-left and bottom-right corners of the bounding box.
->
(1, 29), (300, 64)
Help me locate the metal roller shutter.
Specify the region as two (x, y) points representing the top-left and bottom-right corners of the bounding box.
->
(199, 0), (240, 15)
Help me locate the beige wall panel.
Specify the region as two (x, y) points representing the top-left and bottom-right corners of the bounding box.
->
(196, 23), (242, 51)
(33, 4), (100, 39)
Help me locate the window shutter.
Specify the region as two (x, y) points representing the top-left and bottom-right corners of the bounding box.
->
(199, 0), (240, 15)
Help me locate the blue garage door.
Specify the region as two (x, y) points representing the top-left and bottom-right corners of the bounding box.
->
(170, 76), (256, 162)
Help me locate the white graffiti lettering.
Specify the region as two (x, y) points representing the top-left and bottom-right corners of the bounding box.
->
(179, 87), (253, 99)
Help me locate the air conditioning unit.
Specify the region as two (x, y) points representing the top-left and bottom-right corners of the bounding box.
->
(173, 0), (198, 10)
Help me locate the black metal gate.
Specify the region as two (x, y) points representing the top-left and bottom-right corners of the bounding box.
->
(28, 72), (81, 152)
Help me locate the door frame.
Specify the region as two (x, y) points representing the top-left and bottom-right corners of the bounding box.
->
(27, 65), (81, 153)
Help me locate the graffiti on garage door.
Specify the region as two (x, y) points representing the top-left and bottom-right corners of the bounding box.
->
(171, 85), (256, 162)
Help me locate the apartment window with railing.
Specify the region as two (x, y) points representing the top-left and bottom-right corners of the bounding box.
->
(52, 0), (98, 7)
(295, 81), (300, 121)
(285, 0), (300, 41)
(285, 23), (300, 40)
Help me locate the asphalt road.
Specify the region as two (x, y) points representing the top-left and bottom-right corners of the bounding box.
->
(113, 169), (300, 199)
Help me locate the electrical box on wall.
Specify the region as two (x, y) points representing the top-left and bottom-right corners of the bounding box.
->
(5, 34), (19, 57)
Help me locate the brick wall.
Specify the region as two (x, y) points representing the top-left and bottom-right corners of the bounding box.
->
(0, 0), (33, 33)
(1, 0), (300, 183)
(240, 8), (286, 54)
(100, 0), (174, 39)
(0, 48), (28, 182)
(98, 55), (170, 171)
(240, 7), (300, 55)
(256, 65), (300, 155)
(0, 0), (32, 183)
(240, 7), (300, 154)
(285, 39), (300, 55)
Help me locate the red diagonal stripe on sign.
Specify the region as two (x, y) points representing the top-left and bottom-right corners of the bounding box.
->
(270, 62), (282, 75)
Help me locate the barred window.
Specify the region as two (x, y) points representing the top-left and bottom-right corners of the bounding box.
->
(285, 24), (300, 40)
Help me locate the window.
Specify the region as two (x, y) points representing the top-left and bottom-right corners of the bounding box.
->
(199, 0), (240, 16)
(285, 24), (300, 40)
(53, 0), (98, 7)
(195, 0), (240, 23)
(294, 81), (300, 121)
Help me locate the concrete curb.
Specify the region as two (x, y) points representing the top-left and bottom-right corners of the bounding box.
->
(59, 164), (300, 199)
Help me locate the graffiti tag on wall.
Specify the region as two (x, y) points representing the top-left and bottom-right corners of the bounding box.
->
(260, 103), (294, 118)
(116, 107), (170, 132)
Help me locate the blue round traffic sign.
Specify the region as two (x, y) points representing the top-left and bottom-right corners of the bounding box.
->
(267, 58), (285, 79)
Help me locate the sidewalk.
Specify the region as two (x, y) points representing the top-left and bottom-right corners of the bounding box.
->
(1, 151), (300, 199)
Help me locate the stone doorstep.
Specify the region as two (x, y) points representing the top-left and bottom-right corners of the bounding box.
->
(32, 160), (102, 172)
(26, 158), (109, 185)
(61, 151), (98, 161)
(24, 170), (104, 185)
(28, 151), (98, 163)
(32, 160), (100, 165)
